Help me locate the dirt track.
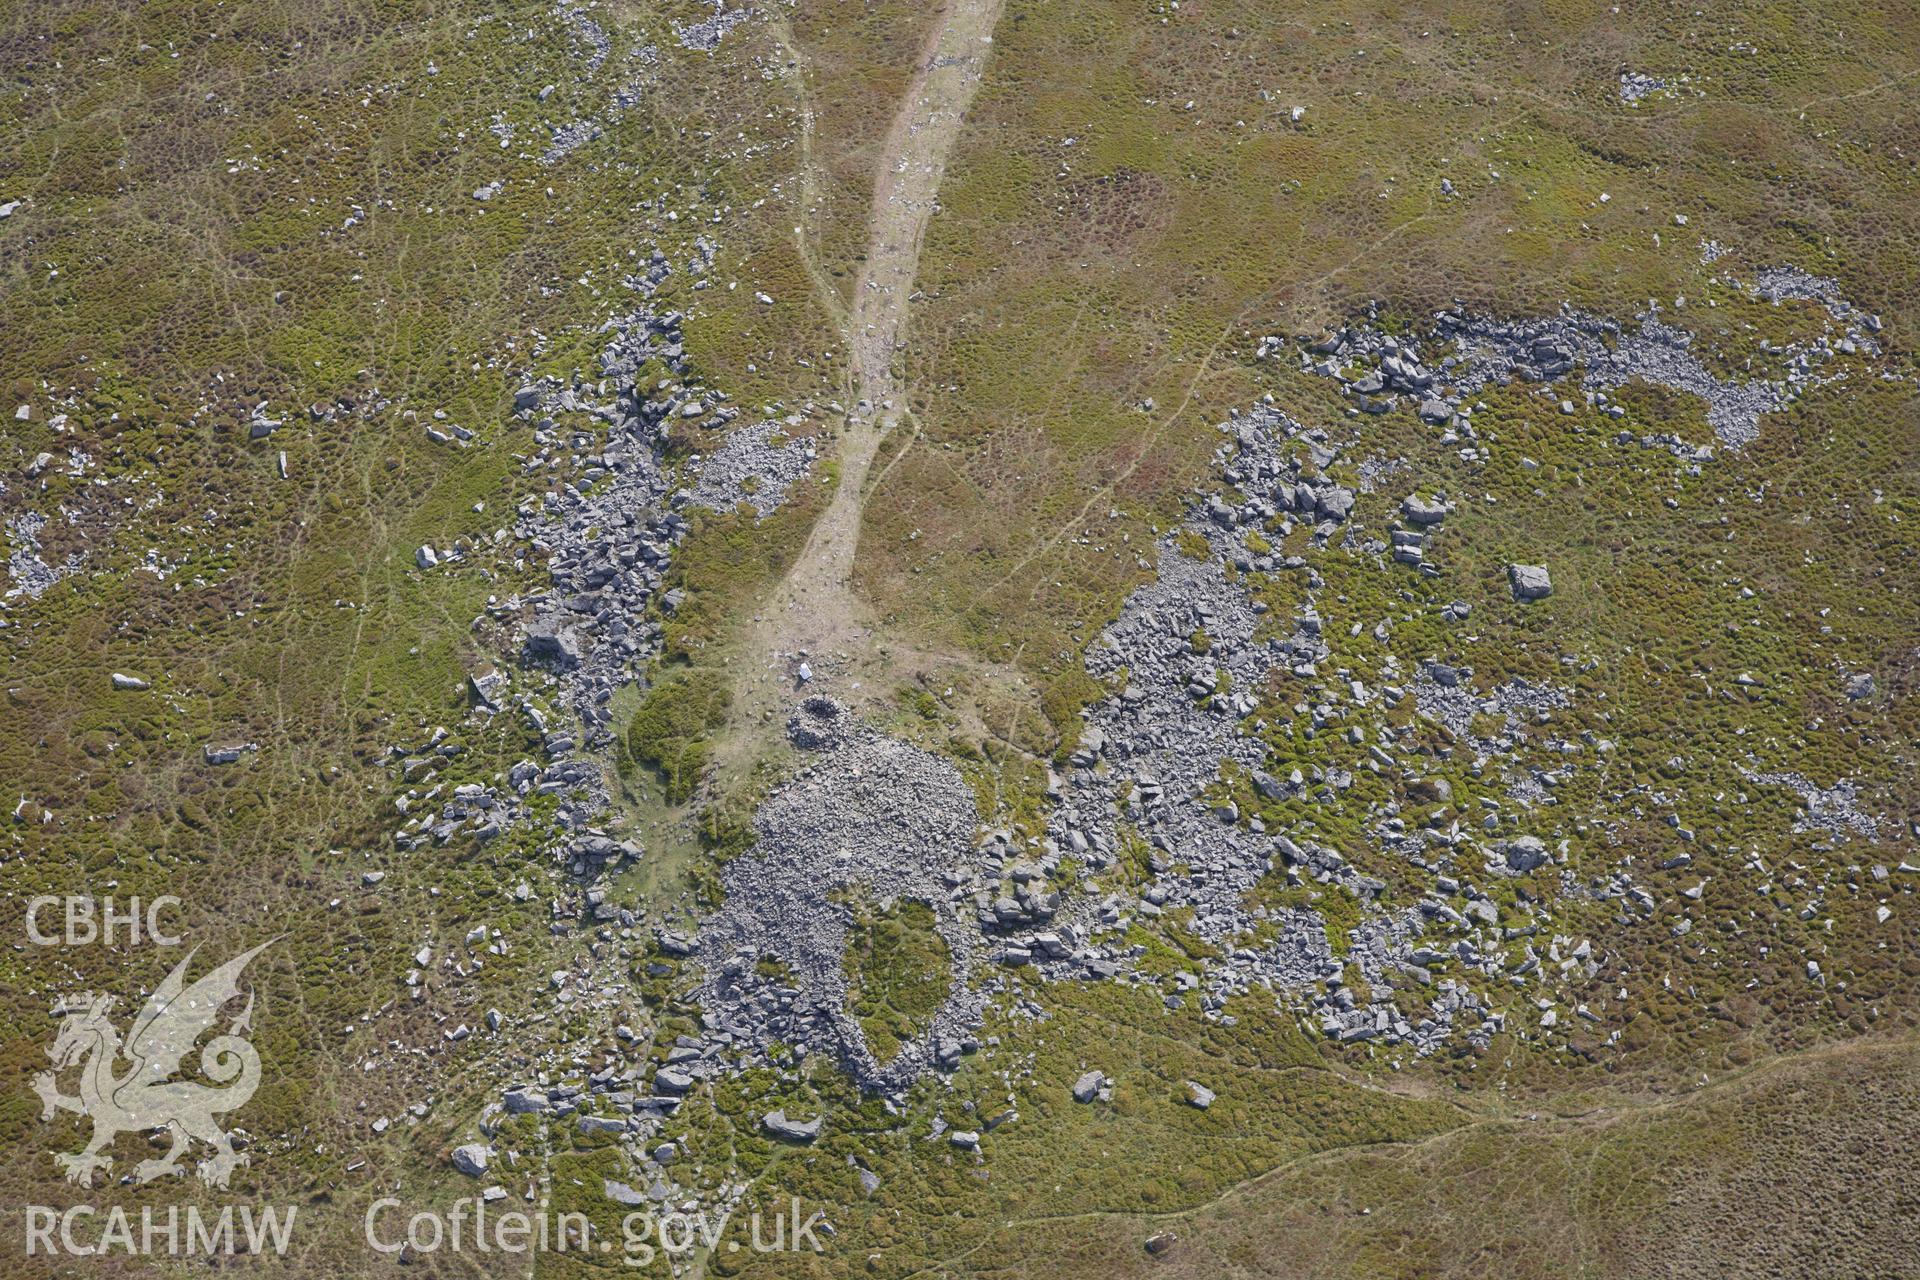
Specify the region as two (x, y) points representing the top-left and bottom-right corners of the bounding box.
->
(717, 0), (1004, 779)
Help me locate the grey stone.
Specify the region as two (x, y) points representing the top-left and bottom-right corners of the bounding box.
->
(578, 1114), (628, 1136)
(1316, 487), (1355, 522)
(524, 624), (582, 668)
(203, 743), (257, 766)
(1503, 836), (1548, 873)
(761, 1110), (822, 1142)
(450, 1143), (489, 1176)
(1508, 563), (1553, 600)
(604, 1180), (647, 1207)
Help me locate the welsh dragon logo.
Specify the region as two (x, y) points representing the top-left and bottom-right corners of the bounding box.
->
(34, 941), (272, 1189)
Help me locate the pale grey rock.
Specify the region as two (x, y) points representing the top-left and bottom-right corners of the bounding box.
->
(451, 1144), (489, 1176)
(1508, 563), (1553, 600)
(762, 1110), (822, 1142)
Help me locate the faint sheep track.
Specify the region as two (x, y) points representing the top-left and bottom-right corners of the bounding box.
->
(715, 0), (1005, 780)
(981, 105), (1535, 615)
(764, 10), (848, 338)
(892, 1032), (1920, 1280)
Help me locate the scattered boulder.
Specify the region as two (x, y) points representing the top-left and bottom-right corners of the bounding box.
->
(933, 1037), (965, 1071)
(1071, 1070), (1106, 1103)
(604, 1180), (648, 1207)
(110, 672), (149, 691)
(450, 1144), (489, 1177)
(1508, 563), (1553, 601)
(578, 1114), (628, 1136)
(1183, 1081), (1216, 1110)
(468, 667), (508, 708)
(524, 624), (582, 668)
(1316, 486), (1355, 522)
(761, 1110), (822, 1143)
(203, 743), (257, 766)
(1502, 835), (1549, 873)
